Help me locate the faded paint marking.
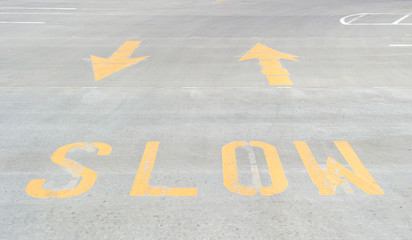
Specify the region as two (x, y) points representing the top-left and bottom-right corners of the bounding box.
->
(294, 141), (384, 195)
(245, 145), (262, 188)
(26, 142), (112, 198)
(222, 141), (288, 195)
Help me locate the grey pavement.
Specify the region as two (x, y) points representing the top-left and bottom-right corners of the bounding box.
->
(0, 0), (412, 239)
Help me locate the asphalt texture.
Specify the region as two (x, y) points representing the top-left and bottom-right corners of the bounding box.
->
(1, 0), (412, 239)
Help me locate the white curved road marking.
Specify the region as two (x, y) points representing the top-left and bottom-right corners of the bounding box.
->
(341, 13), (412, 25)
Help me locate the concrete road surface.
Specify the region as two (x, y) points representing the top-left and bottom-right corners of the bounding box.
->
(1, 0), (412, 239)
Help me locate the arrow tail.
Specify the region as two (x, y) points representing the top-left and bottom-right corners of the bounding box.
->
(111, 41), (142, 58)
(260, 59), (293, 85)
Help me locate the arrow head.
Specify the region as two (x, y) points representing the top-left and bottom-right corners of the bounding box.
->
(239, 43), (299, 61)
(91, 55), (149, 82)
(90, 41), (150, 82)
(90, 55), (149, 64)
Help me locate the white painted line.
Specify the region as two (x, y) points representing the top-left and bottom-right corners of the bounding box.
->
(393, 14), (410, 24)
(341, 13), (412, 25)
(0, 7), (76, 10)
(349, 23), (412, 25)
(346, 13), (366, 24)
(389, 44), (412, 47)
(0, 21), (45, 24)
(340, 13), (364, 25)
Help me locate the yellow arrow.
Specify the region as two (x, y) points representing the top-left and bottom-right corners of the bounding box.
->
(90, 41), (149, 82)
(239, 43), (299, 85)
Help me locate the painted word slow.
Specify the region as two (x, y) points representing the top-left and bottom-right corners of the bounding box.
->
(26, 141), (384, 198)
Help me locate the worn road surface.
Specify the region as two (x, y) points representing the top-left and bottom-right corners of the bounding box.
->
(1, 0), (412, 239)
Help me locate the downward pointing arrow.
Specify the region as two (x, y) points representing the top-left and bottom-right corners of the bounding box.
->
(239, 43), (298, 85)
(90, 41), (149, 82)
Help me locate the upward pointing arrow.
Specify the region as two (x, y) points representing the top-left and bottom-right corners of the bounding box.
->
(90, 41), (149, 82)
(239, 43), (298, 85)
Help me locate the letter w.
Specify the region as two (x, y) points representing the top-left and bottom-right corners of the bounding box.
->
(294, 141), (384, 195)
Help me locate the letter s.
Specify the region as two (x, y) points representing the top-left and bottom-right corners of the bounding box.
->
(26, 142), (111, 198)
